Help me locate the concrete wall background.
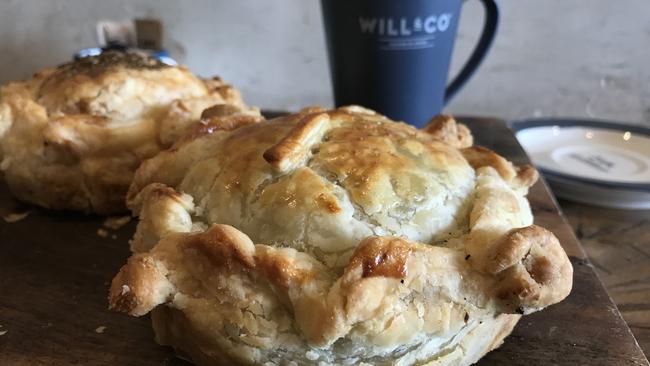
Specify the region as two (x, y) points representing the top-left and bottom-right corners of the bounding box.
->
(1, 0), (649, 125)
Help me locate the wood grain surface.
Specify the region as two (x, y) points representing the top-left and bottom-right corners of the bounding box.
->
(0, 117), (647, 365)
(561, 201), (650, 356)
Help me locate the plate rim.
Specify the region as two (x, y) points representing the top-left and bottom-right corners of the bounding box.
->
(511, 118), (650, 192)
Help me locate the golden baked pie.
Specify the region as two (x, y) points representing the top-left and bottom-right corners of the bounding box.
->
(109, 106), (572, 365)
(0, 52), (260, 214)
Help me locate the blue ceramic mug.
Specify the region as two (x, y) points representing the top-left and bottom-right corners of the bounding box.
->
(321, 0), (499, 127)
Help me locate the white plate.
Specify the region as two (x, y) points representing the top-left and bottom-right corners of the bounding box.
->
(512, 119), (650, 209)
(545, 173), (650, 209)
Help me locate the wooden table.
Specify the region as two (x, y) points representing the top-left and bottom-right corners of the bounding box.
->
(0, 117), (648, 365)
(560, 200), (650, 355)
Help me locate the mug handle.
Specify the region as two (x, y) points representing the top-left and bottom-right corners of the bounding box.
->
(444, 0), (500, 103)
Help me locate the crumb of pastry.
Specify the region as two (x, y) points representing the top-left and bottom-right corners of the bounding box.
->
(94, 326), (107, 334)
(103, 216), (131, 230)
(97, 228), (109, 238)
(2, 211), (29, 223)
(0, 330), (6, 336)
(121, 285), (131, 295)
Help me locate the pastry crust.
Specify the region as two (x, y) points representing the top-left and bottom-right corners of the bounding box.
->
(110, 107), (572, 365)
(423, 114), (473, 149)
(0, 52), (260, 214)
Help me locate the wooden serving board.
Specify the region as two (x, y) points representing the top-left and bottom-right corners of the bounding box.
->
(0, 117), (648, 366)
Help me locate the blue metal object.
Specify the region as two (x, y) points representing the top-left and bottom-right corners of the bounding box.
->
(74, 46), (177, 65)
(75, 47), (103, 58)
(149, 49), (177, 66)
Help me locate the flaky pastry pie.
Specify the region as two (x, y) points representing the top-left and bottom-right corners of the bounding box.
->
(109, 106), (572, 365)
(0, 52), (260, 214)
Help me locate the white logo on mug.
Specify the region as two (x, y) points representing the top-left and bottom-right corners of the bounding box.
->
(359, 14), (453, 36)
(358, 14), (453, 50)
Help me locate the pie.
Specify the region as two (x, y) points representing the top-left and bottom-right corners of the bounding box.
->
(109, 106), (572, 365)
(0, 51), (260, 214)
